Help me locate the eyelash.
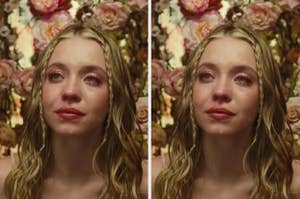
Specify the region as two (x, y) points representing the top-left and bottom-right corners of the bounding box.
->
(234, 75), (253, 86)
(198, 72), (214, 82)
(84, 75), (102, 86)
(197, 72), (253, 86)
(47, 71), (63, 83)
(46, 71), (102, 87)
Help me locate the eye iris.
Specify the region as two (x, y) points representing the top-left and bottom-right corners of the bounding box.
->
(236, 76), (252, 86)
(199, 73), (213, 82)
(85, 76), (101, 86)
(48, 72), (62, 82)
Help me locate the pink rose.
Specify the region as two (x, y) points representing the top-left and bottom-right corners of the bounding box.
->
(29, 0), (59, 14)
(152, 59), (166, 89)
(0, 59), (16, 89)
(94, 2), (131, 31)
(128, 0), (148, 11)
(179, 0), (222, 16)
(182, 11), (223, 51)
(13, 67), (35, 97)
(287, 97), (300, 134)
(243, 1), (281, 31)
(29, 0), (71, 16)
(0, 122), (16, 147)
(136, 97), (148, 133)
(179, 0), (209, 15)
(163, 68), (184, 97)
(32, 11), (72, 52)
(279, 0), (300, 10)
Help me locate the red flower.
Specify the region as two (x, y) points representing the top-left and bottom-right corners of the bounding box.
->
(178, 0), (222, 17)
(28, 0), (71, 16)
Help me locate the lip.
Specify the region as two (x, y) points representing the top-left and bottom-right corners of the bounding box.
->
(205, 107), (236, 120)
(54, 107), (85, 120)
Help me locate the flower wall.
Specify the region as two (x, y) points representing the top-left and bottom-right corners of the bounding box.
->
(152, 0), (300, 156)
(0, 0), (148, 157)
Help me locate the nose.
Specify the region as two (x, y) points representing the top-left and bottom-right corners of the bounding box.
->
(212, 78), (232, 103)
(61, 78), (81, 103)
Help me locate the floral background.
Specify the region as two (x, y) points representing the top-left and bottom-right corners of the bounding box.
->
(0, 0), (148, 158)
(152, 0), (300, 156)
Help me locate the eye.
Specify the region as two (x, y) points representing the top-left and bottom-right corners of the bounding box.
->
(84, 75), (102, 86)
(47, 71), (63, 83)
(198, 72), (214, 83)
(234, 75), (253, 86)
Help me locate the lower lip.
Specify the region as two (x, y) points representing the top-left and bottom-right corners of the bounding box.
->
(56, 113), (84, 120)
(207, 113), (234, 120)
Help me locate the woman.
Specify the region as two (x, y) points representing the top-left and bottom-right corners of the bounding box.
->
(153, 22), (300, 198)
(0, 22), (144, 198)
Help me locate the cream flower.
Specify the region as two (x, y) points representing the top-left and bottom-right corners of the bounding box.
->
(94, 2), (131, 31)
(32, 11), (72, 52)
(243, 1), (281, 31)
(182, 10), (223, 51)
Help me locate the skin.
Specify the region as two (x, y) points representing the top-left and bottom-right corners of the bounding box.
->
(190, 37), (259, 198)
(151, 37), (300, 198)
(0, 36), (109, 199)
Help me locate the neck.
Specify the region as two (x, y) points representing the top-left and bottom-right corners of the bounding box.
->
(199, 130), (253, 185)
(48, 131), (103, 184)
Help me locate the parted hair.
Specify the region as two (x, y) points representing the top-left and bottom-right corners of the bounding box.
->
(4, 22), (143, 199)
(154, 22), (293, 199)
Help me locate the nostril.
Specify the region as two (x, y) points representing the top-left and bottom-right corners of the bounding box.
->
(62, 90), (81, 102)
(212, 92), (231, 103)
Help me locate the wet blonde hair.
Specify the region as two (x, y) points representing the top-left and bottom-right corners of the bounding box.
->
(4, 22), (143, 198)
(154, 22), (293, 199)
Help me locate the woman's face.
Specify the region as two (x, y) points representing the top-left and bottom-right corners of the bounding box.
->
(42, 36), (109, 136)
(192, 36), (259, 135)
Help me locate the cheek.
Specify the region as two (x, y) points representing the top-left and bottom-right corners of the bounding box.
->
(89, 89), (109, 115)
(192, 84), (210, 108)
(238, 88), (259, 116)
(41, 83), (61, 119)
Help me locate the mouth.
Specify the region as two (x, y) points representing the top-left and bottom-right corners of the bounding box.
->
(54, 108), (85, 120)
(205, 108), (236, 120)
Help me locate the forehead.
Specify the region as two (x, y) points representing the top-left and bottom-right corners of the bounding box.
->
(199, 36), (257, 70)
(48, 35), (106, 71)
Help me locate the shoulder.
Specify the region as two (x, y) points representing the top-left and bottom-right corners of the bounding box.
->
(291, 160), (300, 196)
(0, 156), (15, 196)
(140, 160), (148, 197)
(152, 155), (167, 184)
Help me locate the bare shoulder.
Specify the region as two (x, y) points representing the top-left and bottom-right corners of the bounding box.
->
(152, 155), (167, 183)
(0, 156), (15, 196)
(140, 160), (148, 197)
(291, 160), (300, 196)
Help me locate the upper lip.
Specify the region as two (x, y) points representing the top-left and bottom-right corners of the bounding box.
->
(205, 107), (236, 116)
(54, 107), (85, 115)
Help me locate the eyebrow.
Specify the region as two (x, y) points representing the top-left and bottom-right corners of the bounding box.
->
(47, 62), (107, 77)
(198, 62), (257, 75)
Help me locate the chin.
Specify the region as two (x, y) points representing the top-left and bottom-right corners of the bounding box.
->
(49, 124), (89, 136)
(201, 125), (240, 135)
